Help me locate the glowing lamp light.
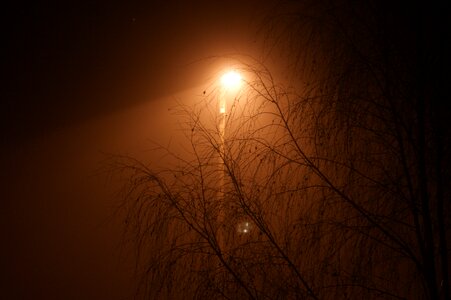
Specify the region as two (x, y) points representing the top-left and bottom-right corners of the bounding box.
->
(220, 70), (242, 89)
(237, 221), (252, 234)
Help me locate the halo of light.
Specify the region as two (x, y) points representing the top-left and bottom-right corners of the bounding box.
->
(220, 70), (242, 89)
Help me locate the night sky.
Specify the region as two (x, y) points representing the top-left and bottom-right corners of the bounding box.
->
(2, 1), (272, 299)
(3, 1), (450, 299)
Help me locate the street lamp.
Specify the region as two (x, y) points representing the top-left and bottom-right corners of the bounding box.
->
(218, 70), (242, 171)
(219, 70), (242, 157)
(217, 70), (242, 248)
(220, 70), (242, 89)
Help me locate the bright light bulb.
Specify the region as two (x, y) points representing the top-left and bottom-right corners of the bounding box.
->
(220, 71), (242, 89)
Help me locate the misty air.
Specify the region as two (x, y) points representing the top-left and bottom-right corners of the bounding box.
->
(2, 1), (450, 299)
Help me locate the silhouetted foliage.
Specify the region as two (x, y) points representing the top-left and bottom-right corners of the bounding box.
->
(115, 1), (450, 299)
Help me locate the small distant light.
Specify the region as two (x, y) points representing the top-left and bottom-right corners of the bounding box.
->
(237, 221), (252, 234)
(220, 71), (242, 89)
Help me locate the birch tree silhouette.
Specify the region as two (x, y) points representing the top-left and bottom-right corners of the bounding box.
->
(116, 1), (450, 299)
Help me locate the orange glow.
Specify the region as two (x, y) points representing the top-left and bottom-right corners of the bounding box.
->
(220, 70), (242, 89)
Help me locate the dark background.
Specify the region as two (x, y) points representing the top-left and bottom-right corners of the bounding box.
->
(3, 0), (267, 143)
(1, 1), (272, 299)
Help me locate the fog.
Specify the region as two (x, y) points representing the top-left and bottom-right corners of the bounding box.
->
(1, 1), (273, 298)
(5, 1), (447, 299)
(2, 89), (192, 299)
